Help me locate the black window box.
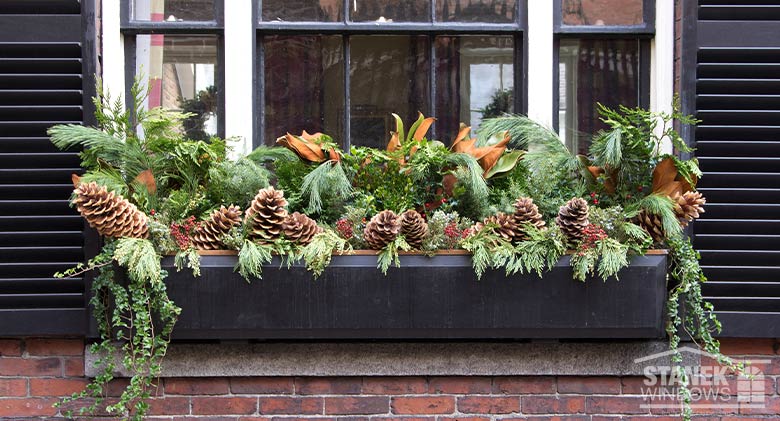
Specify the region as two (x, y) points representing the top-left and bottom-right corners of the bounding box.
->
(132, 251), (668, 341)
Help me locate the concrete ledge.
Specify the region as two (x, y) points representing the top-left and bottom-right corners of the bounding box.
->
(86, 341), (697, 378)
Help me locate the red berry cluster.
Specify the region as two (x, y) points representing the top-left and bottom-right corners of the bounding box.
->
(444, 221), (461, 239)
(580, 224), (608, 250)
(170, 216), (198, 250)
(589, 191), (600, 205)
(336, 218), (354, 240)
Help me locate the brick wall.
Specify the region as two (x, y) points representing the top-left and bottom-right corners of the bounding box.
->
(1, 338), (779, 420)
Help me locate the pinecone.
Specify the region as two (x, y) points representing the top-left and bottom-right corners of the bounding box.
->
(482, 212), (519, 242)
(400, 209), (428, 249)
(556, 197), (590, 246)
(192, 205), (243, 250)
(675, 191), (706, 227)
(636, 210), (665, 243)
(72, 182), (148, 239)
(513, 197), (546, 240)
(363, 210), (401, 250)
(282, 212), (322, 245)
(246, 186), (288, 242)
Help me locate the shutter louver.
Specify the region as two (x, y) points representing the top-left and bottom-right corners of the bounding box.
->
(0, 0), (88, 336)
(694, 1), (780, 337)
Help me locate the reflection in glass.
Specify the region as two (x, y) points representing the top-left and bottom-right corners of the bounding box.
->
(133, 0), (215, 22)
(558, 39), (640, 154)
(436, 0), (516, 23)
(350, 0), (430, 22)
(136, 35), (218, 139)
(350, 36), (430, 149)
(262, 0), (342, 22)
(264, 36), (344, 145)
(436, 36), (513, 142)
(562, 0), (643, 26)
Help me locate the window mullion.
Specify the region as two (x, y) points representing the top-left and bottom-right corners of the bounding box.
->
(429, 35), (437, 139)
(343, 34), (351, 151)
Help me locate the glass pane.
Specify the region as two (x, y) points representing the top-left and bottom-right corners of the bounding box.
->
(436, 0), (516, 23)
(350, 0), (431, 22)
(136, 35), (219, 140)
(262, 0), (343, 22)
(350, 36), (430, 148)
(133, 0), (215, 22)
(561, 0), (643, 26)
(264, 36), (344, 146)
(436, 36), (513, 142)
(558, 39), (640, 154)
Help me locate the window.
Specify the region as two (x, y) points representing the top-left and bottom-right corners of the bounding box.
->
(122, 0), (225, 140)
(256, 0), (526, 148)
(554, 0), (653, 154)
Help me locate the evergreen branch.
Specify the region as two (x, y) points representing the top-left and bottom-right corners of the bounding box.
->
(235, 239), (273, 282)
(445, 152), (490, 200)
(48, 124), (125, 162)
(638, 193), (682, 239)
(113, 238), (162, 284)
(508, 224), (567, 277)
(300, 161), (352, 214)
(301, 229), (353, 278)
(246, 145), (298, 163)
(377, 236), (411, 275)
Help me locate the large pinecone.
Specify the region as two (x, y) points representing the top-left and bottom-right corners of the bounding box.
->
(282, 212), (322, 245)
(675, 191), (706, 227)
(477, 212), (519, 242)
(72, 182), (148, 239)
(637, 210), (665, 243)
(556, 197), (590, 246)
(400, 209), (428, 249)
(513, 197), (546, 240)
(363, 210), (401, 250)
(192, 205), (243, 250)
(246, 186), (288, 242)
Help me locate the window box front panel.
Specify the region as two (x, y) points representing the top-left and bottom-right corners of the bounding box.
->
(124, 252), (668, 340)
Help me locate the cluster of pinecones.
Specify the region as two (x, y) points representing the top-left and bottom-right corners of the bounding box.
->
(636, 191), (706, 242)
(473, 197), (547, 243)
(245, 186), (322, 245)
(363, 209), (428, 250)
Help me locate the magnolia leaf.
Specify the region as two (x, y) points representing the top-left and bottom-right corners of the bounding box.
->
(391, 113), (405, 146)
(406, 112), (425, 143)
(276, 133), (326, 163)
(484, 150), (525, 179)
(71, 173), (81, 187)
(133, 169), (157, 194)
(450, 124), (473, 153)
(652, 157), (678, 193)
(412, 116), (435, 142)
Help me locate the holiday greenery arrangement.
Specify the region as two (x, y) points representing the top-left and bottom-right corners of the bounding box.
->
(49, 81), (740, 421)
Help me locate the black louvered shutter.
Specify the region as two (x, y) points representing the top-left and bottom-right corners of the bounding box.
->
(694, 1), (780, 337)
(0, 0), (95, 336)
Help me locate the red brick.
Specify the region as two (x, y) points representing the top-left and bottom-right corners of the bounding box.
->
(493, 377), (556, 394)
(0, 357), (60, 376)
(504, 417), (588, 421)
(428, 377), (491, 394)
(457, 396), (520, 414)
(239, 418), (273, 421)
(231, 377), (293, 394)
(0, 378), (27, 397)
(558, 376), (621, 394)
(621, 377), (657, 394)
(268, 418), (335, 421)
(147, 396), (191, 415)
(30, 378), (88, 396)
(586, 396), (649, 415)
(371, 417), (434, 421)
(0, 339), (22, 357)
(324, 396), (389, 415)
(738, 396), (780, 415)
(0, 398), (58, 417)
(24, 338), (83, 356)
(438, 417), (490, 421)
(296, 377), (362, 395)
(719, 339), (778, 356)
(521, 396), (585, 414)
(591, 417), (623, 421)
(165, 378), (229, 395)
(362, 377), (427, 394)
(391, 397), (455, 415)
(63, 357), (85, 377)
(258, 397), (323, 415)
(192, 397), (258, 415)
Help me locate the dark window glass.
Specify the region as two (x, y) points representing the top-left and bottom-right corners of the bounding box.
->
(262, 0), (343, 22)
(561, 0), (643, 26)
(436, 35), (513, 141)
(135, 34), (219, 140)
(349, 36), (430, 148)
(133, 0), (215, 21)
(558, 38), (639, 154)
(436, 0), (516, 23)
(350, 0), (431, 22)
(264, 36), (344, 145)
